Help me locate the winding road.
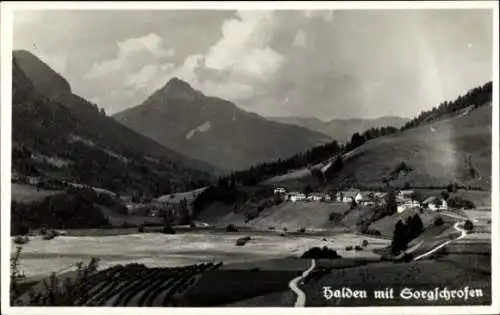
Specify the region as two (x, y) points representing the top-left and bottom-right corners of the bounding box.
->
(289, 259), (316, 307)
(413, 221), (467, 261)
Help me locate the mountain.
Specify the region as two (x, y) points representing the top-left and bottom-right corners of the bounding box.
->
(269, 116), (410, 142)
(113, 78), (331, 171)
(12, 50), (217, 196)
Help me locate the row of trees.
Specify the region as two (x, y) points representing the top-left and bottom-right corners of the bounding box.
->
(391, 214), (424, 255)
(401, 81), (492, 131)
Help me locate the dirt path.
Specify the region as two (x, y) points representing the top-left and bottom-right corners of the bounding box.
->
(413, 221), (467, 261)
(288, 259), (316, 307)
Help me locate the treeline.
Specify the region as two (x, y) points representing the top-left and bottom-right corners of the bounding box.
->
(401, 81), (492, 131)
(11, 191), (111, 235)
(217, 141), (342, 186)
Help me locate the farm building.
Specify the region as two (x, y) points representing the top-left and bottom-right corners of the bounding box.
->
(397, 190), (414, 200)
(336, 190), (363, 203)
(422, 197), (448, 211)
(288, 192), (307, 202)
(306, 193), (330, 202)
(274, 187), (287, 195)
(27, 176), (41, 185)
(397, 200), (421, 213)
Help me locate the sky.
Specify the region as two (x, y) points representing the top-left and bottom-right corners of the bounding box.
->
(13, 9), (493, 120)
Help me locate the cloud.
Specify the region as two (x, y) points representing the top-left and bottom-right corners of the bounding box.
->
(85, 33), (174, 79)
(13, 10), (493, 119)
(293, 30), (306, 47)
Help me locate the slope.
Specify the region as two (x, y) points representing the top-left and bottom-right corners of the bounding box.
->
(13, 50), (218, 176)
(332, 104), (492, 190)
(266, 103), (491, 191)
(12, 52), (213, 196)
(113, 78), (332, 171)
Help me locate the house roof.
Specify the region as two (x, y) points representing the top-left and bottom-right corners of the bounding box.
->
(399, 190), (414, 194)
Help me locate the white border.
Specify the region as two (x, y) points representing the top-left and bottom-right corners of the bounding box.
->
(1, 1), (498, 315)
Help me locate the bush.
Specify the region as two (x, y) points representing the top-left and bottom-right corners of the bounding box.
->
(301, 246), (341, 259)
(434, 217), (444, 226)
(464, 220), (474, 232)
(13, 235), (29, 245)
(236, 236), (251, 246)
(42, 230), (57, 240)
(162, 225), (176, 234)
(365, 229), (381, 236)
(226, 224), (238, 232)
(40, 224), (48, 236)
(298, 227), (306, 233)
(354, 245), (363, 251)
(362, 240), (369, 247)
(328, 212), (341, 222)
(138, 224), (145, 233)
(345, 246), (353, 251)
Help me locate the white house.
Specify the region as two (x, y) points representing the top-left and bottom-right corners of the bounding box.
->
(307, 193), (329, 202)
(397, 190), (414, 200)
(288, 192), (306, 202)
(307, 194), (323, 202)
(423, 197), (448, 211)
(336, 190), (363, 203)
(27, 176), (41, 185)
(397, 200), (421, 213)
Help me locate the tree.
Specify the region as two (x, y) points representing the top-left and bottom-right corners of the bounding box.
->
(386, 190), (397, 215)
(303, 185), (313, 197)
(434, 217), (444, 226)
(447, 181), (458, 193)
(441, 191), (450, 201)
(350, 197), (357, 209)
(178, 198), (190, 225)
(407, 214), (424, 241)
(391, 220), (408, 255)
(350, 132), (365, 149)
(464, 220), (474, 232)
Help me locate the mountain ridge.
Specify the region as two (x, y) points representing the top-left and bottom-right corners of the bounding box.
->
(12, 50), (218, 196)
(113, 78), (332, 171)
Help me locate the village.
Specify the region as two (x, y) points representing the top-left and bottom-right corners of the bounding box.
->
(273, 187), (449, 213)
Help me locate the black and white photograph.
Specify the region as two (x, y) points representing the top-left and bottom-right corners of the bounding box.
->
(1, 1), (498, 314)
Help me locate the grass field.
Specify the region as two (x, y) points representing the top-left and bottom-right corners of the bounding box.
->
(11, 230), (389, 279)
(209, 201), (350, 231)
(11, 183), (62, 203)
(156, 187), (208, 203)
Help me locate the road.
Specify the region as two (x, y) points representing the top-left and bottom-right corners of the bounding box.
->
(289, 259), (316, 307)
(413, 221), (467, 261)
